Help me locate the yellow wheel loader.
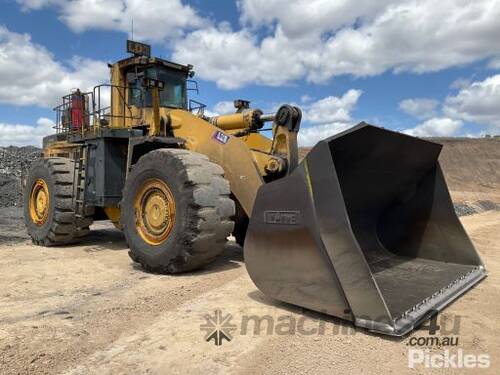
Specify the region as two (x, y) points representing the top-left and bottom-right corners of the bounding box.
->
(24, 41), (486, 335)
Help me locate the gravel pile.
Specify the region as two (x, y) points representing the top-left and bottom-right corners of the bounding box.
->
(0, 146), (41, 207)
(454, 203), (477, 216)
(454, 200), (500, 217)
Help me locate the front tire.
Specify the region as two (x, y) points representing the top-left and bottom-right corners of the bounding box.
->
(121, 149), (235, 273)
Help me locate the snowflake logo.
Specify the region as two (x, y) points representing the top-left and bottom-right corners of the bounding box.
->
(200, 309), (237, 346)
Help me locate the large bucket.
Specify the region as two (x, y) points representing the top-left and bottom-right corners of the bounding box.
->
(244, 123), (486, 336)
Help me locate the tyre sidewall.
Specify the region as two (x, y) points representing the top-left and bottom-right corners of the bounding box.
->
(24, 160), (56, 240)
(121, 154), (189, 268)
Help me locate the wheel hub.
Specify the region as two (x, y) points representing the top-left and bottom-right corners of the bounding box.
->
(29, 179), (50, 225)
(135, 178), (176, 245)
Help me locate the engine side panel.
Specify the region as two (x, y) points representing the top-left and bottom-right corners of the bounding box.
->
(86, 137), (128, 207)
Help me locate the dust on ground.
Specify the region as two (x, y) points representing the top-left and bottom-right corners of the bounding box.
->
(1, 138), (499, 374)
(0, 211), (498, 375)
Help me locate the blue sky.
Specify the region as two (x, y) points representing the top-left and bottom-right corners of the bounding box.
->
(1, 0), (500, 146)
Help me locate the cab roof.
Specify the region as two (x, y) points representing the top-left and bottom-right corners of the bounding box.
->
(115, 55), (193, 76)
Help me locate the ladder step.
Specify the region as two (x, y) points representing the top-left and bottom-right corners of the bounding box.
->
(74, 148), (87, 217)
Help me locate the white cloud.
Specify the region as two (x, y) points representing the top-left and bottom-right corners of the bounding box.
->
(238, 0), (395, 38)
(449, 77), (473, 90)
(302, 89), (362, 124)
(0, 26), (109, 107)
(402, 117), (463, 137)
(298, 122), (353, 147)
(306, 0), (500, 80)
(17, 0), (500, 90)
(203, 101), (237, 117)
(300, 94), (313, 103)
(16, 0), (59, 10)
(444, 74), (500, 131)
(0, 118), (54, 147)
(213, 101), (235, 115)
(297, 89), (362, 146)
(173, 24), (306, 89)
(17, 0), (206, 43)
(173, 0), (500, 89)
(399, 98), (439, 119)
(202, 109), (217, 118)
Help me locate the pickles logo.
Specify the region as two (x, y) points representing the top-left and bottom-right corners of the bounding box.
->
(406, 313), (490, 369)
(200, 310), (237, 346)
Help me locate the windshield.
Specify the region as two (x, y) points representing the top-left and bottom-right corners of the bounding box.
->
(127, 66), (187, 109)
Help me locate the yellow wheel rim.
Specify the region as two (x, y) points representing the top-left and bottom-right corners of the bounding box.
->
(29, 178), (50, 226)
(135, 178), (176, 246)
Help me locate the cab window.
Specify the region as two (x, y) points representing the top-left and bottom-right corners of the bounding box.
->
(127, 67), (187, 109)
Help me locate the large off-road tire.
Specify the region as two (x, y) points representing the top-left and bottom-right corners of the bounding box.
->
(121, 149), (235, 273)
(24, 157), (93, 246)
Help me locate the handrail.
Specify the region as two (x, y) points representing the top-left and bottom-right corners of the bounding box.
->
(189, 99), (206, 116)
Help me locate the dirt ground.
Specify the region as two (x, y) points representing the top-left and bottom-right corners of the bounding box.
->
(0, 208), (498, 374)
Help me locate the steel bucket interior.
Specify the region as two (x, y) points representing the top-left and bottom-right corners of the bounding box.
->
(244, 123), (486, 335)
(328, 124), (484, 320)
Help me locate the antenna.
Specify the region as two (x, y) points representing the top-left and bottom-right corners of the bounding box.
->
(131, 20), (134, 41)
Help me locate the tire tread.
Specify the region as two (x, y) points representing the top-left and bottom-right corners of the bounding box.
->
(123, 149), (235, 273)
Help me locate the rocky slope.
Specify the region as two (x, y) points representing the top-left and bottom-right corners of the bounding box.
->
(0, 146), (41, 207)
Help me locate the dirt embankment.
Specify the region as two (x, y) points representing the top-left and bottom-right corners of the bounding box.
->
(430, 138), (500, 203)
(299, 137), (500, 205)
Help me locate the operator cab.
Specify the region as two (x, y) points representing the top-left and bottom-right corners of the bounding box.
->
(52, 40), (198, 136)
(119, 40), (194, 111)
(126, 65), (188, 109)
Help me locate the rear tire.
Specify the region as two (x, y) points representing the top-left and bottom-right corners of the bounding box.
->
(121, 149), (235, 273)
(24, 157), (93, 246)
